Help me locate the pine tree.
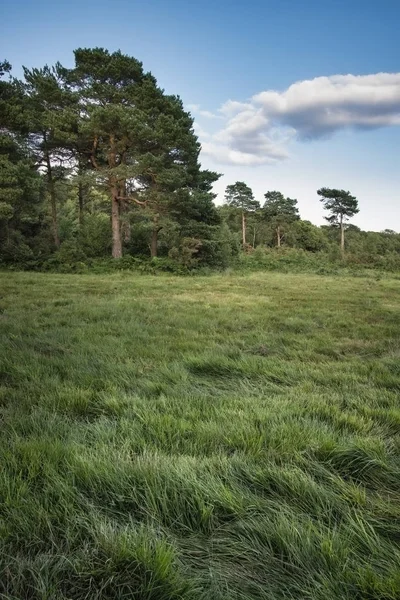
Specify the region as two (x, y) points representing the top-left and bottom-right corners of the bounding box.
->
(64, 48), (207, 258)
(0, 62), (43, 262)
(263, 191), (299, 247)
(224, 182), (259, 249)
(22, 64), (77, 247)
(317, 188), (359, 258)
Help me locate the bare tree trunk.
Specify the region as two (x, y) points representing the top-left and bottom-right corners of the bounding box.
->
(108, 137), (122, 259)
(45, 154), (60, 248)
(340, 213), (345, 259)
(151, 213), (159, 258)
(119, 182), (131, 244)
(242, 211), (246, 249)
(111, 185), (122, 258)
(78, 181), (84, 226)
(121, 200), (131, 243)
(253, 226), (256, 248)
(277, 225), (281, 248)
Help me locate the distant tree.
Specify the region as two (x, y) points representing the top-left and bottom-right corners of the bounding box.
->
(317, 187), (359, 259)
(263, 191), (299, 247)
(224, 181), (259, 249)
(291, 220), (329, 252)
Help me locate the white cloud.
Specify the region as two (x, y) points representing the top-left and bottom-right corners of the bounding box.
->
(187, 103), (222, 119)
(197, 72), (400, 166)
(187, 103), (200, 112)
(192, 122), (210, 139)
(201, 141), (287, 166)
(253, 73), (400, 138)
(219, 100), (253, 117)
(198, 109), (221, 119)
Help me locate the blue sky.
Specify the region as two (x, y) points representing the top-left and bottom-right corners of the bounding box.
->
(2, 0), (400, 230)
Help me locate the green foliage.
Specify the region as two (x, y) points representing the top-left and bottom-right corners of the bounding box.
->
(62, 47), (214, 258)
(239, 247), (338, 274)
(262, 191), (300, 247)
(169, 237), (202, 268)
(317, 187), (359, 225)
(1, 271), (400, 599)
(2, 50), (219, 261)
(42, 240), (87, 273)
(291, 219), (331, 252)
(263, 191), (299, 221)
(216, 221), (240, 268)
(224, 180), (259, 212)
(78, 213), (111, 257)
(0, 133), (44, 263)
(1, 52), (399, 273)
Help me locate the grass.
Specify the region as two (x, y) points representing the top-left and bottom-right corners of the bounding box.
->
(0, 270), (400, 599)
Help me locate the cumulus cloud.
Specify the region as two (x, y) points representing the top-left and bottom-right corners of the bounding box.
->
(253, 73), (400, 138)
(192, 122), (210, 139)
(187, 103), (222, 119)
(201, 139), (289, 166)
(219, 100), (254, 117)
(195, 73), (400, 165)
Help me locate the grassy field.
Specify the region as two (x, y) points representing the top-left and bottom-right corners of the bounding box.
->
(1, 270), (400, 600)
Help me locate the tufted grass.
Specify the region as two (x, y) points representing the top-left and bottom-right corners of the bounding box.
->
(0, 270), (400, 599)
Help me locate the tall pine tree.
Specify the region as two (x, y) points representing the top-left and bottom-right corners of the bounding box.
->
(64, 48), (207, 258)
(317, 188), (359, 258)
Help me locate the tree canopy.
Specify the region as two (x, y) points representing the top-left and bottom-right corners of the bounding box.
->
(263, 191), (299, 247)
(224, 181), (259, 249)
(3, 49), (400, 272)
(317, 188), (359, 225)
(317, 187), (359, 257)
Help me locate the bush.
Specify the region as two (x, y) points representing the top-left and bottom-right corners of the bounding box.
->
(78, 214), (111, 257)
(169, 237), (202, 269)
(238, 247), (341, 274)
(0, 231), (34, 267)
(88, 256), (188, 275)
(193, 224), (240, 269)
(42, 241), (88, 273)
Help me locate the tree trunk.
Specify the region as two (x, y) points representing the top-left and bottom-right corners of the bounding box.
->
(45, 155), (60, 248)
(242, 211), (246, 249)
(119, 182), (131, 244)
(78, 181), (84, 226)
(111, 185), (122, 258)
(277, 225), (281, 248)
(252, 226), (256, 248)
(109, 137), (122, 259)
(121, 200), (131, 243)
(151, 214), (159, 258)
(340, 213), (345, 259)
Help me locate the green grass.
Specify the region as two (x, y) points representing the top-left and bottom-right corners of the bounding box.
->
(1, 270), (400, 600)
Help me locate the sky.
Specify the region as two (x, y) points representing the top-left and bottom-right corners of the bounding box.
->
(2, 0), (400, 230)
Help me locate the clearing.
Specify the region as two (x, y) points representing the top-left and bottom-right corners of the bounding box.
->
(1, 271), (400, 599)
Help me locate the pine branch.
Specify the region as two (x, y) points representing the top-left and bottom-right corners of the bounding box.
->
(117, 195), (147, 206)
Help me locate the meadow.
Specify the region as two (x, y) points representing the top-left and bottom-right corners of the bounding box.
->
(1, 270), (400, 600)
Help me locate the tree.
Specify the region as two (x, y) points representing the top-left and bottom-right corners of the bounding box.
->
(317, 188), (359, 258)
(64, 47), (204, 259)
(263, 191), (299, 247)
(0, 61), (44, 263)
(224, 181), (259, 249)
(291, 220), (328, 252)
(22, 64), (77, 248)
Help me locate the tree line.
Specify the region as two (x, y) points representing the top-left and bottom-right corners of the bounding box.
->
(1, 49), (399, 271)
(224, 182), (359, 259)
